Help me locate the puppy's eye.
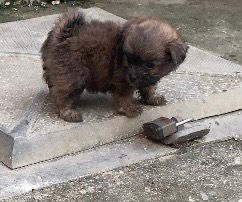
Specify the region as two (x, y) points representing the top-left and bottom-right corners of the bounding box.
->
(146, 63), (155, 69)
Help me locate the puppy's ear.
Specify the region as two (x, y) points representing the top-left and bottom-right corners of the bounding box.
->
(167, 42), (189, 66)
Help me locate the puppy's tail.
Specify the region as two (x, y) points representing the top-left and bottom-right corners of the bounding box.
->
(53, 10), (86, 43)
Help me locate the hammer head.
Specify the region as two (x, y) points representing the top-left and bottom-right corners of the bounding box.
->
(142, 117), (177, 142)
(142, 117), (210, 144)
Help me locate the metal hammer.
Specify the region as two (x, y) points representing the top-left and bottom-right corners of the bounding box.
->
(142, 117), (210, 145)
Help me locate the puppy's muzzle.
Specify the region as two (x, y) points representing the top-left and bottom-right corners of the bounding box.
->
(125, 66), (160, 88)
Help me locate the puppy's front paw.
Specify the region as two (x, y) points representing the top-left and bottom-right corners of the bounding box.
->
(60, 108), (83, 122)
(118, 104), (143, 118)
(142, 95), (167, 106)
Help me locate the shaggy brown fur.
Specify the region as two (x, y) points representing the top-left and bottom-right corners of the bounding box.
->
(41, 11), (188, 122)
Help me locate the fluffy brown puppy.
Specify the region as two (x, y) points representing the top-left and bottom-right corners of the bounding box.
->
(41, 11), (188, 122)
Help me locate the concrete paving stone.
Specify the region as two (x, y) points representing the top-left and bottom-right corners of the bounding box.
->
(0, 15), (58, 55)
(0, 7), (124, 55)
(0, 53), (44, 133)
(2, 84), (242, 169)
(178, 46), (242, 75)
(0, 110), (242, 200)
(1, 7), (242, 169)
(29, 73), (242, 136)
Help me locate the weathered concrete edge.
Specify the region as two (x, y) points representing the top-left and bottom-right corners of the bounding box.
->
(6, 87), (242, 168)
(0, 130), (14, 168)
(0, 89), (48, 168)
(10, 88), (48, 135)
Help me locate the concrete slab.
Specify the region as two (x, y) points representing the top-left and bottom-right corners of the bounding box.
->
(0, 7), (125, 55)
(2, 84), (242, 169)
(0, 53), (44, 133)
(0, 110), (242, 200)
(0, 15), (57, 55)
(1, 7), (242, 169)
(178, 46), (242, 75)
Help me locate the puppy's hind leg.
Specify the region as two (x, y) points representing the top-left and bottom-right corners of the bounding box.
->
(51, 66), (89, 122)
(52, 88), (84, 122)
(51, 76), (87, 122)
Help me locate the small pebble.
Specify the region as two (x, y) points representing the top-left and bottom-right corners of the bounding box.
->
(189, 196), (195, 202)
(234, 157), (242, 165)
(51, 0), (60, 5)
(200, 192), (209, 201)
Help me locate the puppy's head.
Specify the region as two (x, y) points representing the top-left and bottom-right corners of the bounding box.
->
(117, 17), (189, 89)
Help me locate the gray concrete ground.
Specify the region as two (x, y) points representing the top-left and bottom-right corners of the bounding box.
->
(1, 0), (242, 201)
(5, 139), (242, 202)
